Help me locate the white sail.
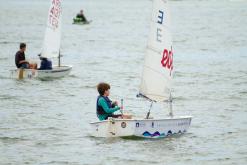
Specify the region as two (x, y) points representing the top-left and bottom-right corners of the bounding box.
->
(139, 0), (173, 102)
(41, 0), (62, 58)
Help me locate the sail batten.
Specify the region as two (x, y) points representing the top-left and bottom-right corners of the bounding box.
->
(139, 0), (173, 102)
(41, 0), (62, 58)
(147, 45), (164, 54)
(143, 65), (170, 79)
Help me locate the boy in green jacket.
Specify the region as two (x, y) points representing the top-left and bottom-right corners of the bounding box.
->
(96, 82), (122, 121)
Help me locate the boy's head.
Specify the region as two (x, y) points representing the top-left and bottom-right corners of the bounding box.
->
(97, 82), (110, 96)
(20, 43), (26, 52)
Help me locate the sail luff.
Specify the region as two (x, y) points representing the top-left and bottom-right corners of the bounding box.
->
(139, 0), (173, 102)
(41, 0), (62, 58)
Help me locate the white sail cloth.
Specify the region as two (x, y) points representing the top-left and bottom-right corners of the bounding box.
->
(139, 0), (173, 102)
(41, 0), (62, 58)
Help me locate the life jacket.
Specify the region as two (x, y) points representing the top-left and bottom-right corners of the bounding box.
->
(96, 96), (114, 115)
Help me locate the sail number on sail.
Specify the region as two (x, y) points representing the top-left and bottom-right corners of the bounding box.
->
(161, 48), (173, 75)
(156, 10), (173, 76)
(49, 0), (61, 29)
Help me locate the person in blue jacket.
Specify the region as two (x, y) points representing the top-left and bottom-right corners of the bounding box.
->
(38, 54), (52, 70)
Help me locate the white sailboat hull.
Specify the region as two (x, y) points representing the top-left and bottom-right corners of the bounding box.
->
(90, 116), (192, 138)
(10, 65), (72, 80)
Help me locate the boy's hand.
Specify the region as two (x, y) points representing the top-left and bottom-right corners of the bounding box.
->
(113, 101), (118, 106)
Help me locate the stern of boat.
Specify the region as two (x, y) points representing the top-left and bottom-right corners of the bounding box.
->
(90, 118), (136, 138)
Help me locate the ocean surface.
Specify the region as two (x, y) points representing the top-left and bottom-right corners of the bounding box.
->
(0, 0), (247, 164)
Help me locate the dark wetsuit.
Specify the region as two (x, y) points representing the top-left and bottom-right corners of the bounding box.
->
(76, 14), (87, 22)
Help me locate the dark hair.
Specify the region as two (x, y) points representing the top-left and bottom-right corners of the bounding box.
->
(97, 82), (110, 96)
(20, 43), (26, 49)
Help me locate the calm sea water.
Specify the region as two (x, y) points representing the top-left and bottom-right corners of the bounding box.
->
(0, 0), (247, 164)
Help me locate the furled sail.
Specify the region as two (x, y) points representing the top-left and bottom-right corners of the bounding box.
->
(139, 0), (173, 102)
(41, 0), (62, 58)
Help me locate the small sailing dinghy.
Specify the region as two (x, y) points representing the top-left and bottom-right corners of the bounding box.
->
(90, 0), (192, 138)
(10, 0), (72, 80)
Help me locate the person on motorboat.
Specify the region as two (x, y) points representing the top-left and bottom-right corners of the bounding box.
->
(38, 54), (52, 70)
(15, 43), (29, 69)
(75, 10), (88, 22)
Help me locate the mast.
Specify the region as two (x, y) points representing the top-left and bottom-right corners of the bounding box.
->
(146, 101), (153, 119)
(168, 92), (173, 117)
(58, 51), (61, 67)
